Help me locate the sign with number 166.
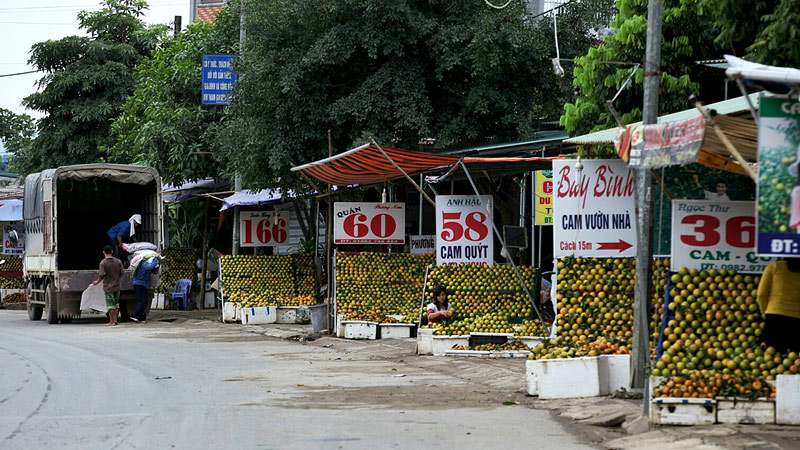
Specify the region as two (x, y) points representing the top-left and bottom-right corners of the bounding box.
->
(436, 195), (493, 265)
(240, 211), (288, 247)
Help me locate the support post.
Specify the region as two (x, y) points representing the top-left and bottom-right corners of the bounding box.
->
(370, 138), (435, 207)
(632, 0), (663, 411)
(232, 0), (246, 256)
(326, 130), (334, 330)
(200, 197), (210, 309)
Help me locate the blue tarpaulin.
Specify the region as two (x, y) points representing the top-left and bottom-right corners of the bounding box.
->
(220, 189), (286, 211)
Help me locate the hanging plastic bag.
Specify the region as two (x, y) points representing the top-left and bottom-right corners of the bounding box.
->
(80, 284), (107, 313)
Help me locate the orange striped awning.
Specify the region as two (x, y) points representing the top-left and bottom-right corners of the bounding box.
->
(291, 142), (557, 186)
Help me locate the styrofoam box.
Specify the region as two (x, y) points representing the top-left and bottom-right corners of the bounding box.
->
(446, 350), (530, 358)
(518, 336), (545, 349)
(598, 354), (631, 395)
(342, 321), (378, 340)
(416, 327), (435, 355)
(380, 323), (414, 339)
(536, 357), (601, 399)
(222, 302), (241, 323)
(777, 374), (800, 425)
(716, 398), (775, 424)
(276, 306), (297, 324)
(241, 306), (277, 325)
(651, 397), (716, 426)
(431, 335), (470, 356)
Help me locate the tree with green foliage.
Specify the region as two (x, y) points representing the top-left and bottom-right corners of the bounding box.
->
(214, 0), (613, 190)
(19, 0), (168, 173)
(0, 109), (35, 167)
(561, 0), (723, 137)
(110, 15), (238, 184)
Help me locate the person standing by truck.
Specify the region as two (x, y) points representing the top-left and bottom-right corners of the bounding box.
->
(131, 255), (160, 323)
(91, 245), (123, 326)
(106, 214), (142, 255)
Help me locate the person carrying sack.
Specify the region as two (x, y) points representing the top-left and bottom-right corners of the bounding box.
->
(91, 245), (123, 326)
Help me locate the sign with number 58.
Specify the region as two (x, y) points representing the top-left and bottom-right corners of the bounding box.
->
(436, 195), (493, 265)
(240, 211), (289, 247)
(671, 200), (770, 273)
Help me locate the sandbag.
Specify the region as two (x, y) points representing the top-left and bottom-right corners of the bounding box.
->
(122, 242), (157, 253)
(80, 284), (107, 313)
(130, 250), (159, 273)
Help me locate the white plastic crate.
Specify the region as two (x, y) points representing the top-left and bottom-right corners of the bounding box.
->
(241, 306), (277, 325)
(276, 306), (297, 324)
(379, 323), (414, 339)
(222, 302), (241, 323)
(777, 374), (800, 425)
(416, 327), (435, 355)
(342, 321), (378, 340)
(537, 356), (601, 399)
(431, 335), (469, 356)
(716, 398), (775, 424)
(651, 397), (716, 426)
(598, 354), (631, 395)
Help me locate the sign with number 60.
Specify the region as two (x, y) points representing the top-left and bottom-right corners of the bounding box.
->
(671, 200), (770, 273)
(436, 195), (493, 265)
(240, 211), (289, 247)
(333, 202), (405, 244)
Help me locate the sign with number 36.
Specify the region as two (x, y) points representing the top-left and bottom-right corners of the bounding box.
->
(671, 200), (770, 273)
(436, 195), (493, 266)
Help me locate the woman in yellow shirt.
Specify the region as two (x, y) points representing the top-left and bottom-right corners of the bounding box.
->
(757, 259), (800, 353)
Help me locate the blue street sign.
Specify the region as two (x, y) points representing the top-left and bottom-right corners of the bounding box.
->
(201, 54), (237, 106)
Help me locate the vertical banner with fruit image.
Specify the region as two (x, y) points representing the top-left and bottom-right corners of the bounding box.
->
(756, 95), (800, 257)
(552, 159), (636, 258)
(435, 195), (493, 265)
(671, 199), (770, 273)
(333, 202), (405, 244)
(2, 223), (24, 256)
(534, 170), (553, 226)
(240, 211), (290, 248)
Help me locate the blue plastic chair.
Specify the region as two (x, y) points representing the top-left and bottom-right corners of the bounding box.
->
(172, 279), (192, 310)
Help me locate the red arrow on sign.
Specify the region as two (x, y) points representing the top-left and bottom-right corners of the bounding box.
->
(596, 239), (633, 253)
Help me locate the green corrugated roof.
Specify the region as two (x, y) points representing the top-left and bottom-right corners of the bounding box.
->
(444, 130), (568, 156)
(564, 93), (760, 145)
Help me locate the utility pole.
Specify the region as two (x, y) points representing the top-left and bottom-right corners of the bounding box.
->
(232, 0), (245, 256)
(173, 16), (182, 38)
(631, 0), (663, 411)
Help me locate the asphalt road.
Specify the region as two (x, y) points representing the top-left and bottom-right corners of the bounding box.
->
(0, 310), (596, 450)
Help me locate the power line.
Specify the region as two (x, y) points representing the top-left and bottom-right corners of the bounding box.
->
(0, 70), (41, 78)
(0, 21), (75, 25)
(0, 1), (185, 11)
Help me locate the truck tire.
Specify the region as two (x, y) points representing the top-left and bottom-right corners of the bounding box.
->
(27, 281), (43, 321)
(46, 283), (59, 324)
(28, 303), (43, 321)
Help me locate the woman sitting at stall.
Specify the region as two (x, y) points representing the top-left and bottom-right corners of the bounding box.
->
(427, 285), (452, 323)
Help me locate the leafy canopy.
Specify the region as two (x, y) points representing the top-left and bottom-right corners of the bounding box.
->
(110, 14), (239, 184)
(19, 0), (167, 174)
(214, 0), (611, 190)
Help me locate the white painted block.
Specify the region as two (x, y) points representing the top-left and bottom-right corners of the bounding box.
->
(276, 306), (297, 324)
(777, 374), (800, 425)
(716, 398), (775, 424)
(651, 398), (716, 426)
(431, 335), (469, 356)
(342, 321), (378, 340)
(222, 302), (240, 323)
(241, 306), (277, 325)
(336, 314), (345, 338)
(416, 327), (434, 355)
(380, 323), (414, 339)
(537, 357), (601, 399)
(150, 293), (166, 310)
(526, 359), (541, 396)
(598, 354), (631, 395)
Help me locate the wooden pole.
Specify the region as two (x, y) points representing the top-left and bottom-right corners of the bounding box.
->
(692, 98), (758, 182)
(370, 138), (436, 207)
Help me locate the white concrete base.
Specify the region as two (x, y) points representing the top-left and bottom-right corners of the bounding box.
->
(416, 328), (434, 355)
(431, 335), (469, 356)
(241, 306), (277, 325)
(535, 357), (601, 399)
(598, 354), (631, 395)
(777, 374), (800, 425)
(342, 321), (378, 340)
(651, 398), (716, 426)
(380, 323), (414, 339)
(716, 398), (775, 424)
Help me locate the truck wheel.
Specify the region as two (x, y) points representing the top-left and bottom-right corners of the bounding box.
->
(46, 283), (59, 324)
(28, 303), (43, 321)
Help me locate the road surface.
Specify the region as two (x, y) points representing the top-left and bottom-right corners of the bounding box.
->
(0, 310), (595, 450)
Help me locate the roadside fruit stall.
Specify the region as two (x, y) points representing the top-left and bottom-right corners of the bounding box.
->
(220, 254), (318, 324)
